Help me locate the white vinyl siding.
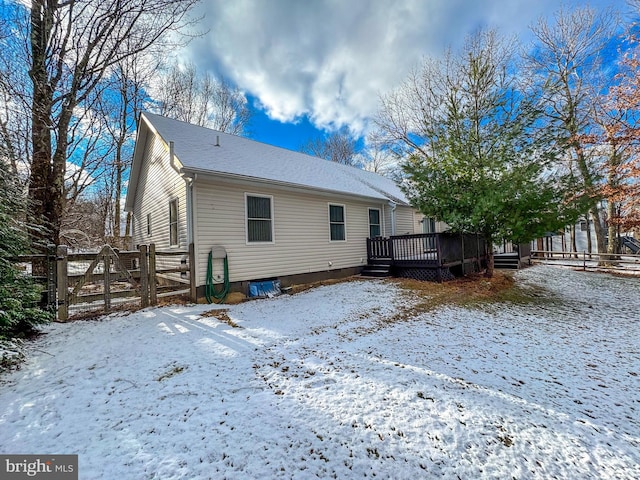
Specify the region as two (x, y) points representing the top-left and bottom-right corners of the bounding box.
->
(413, 211), (448, 234)
(383, 205), (392, 237)
(395, 205), (415, 235)
(194, 179), (380, 284)
(130, 134), (187, 283)
(329, 204), (346, 242)
(131, 135), (187, 250)
(146, 213), (152, 236)
(246, 194), (274, 243)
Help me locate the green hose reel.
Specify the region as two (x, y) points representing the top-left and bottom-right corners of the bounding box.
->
(206, 246), (230, 304)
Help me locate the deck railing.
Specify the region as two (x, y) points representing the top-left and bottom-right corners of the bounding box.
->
(367, 233), (486, 267)
(389, 233), (439, 262)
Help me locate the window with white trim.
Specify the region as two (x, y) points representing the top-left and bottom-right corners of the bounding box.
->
(169, 199), (178, 246)
(368, 208), (381, 238)
(329, 204), (346, 241)
(246, 194), (273, 243)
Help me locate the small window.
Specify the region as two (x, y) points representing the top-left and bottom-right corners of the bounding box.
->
(329, 204), (346, 241)
(147, 213), (152, 236)
(369, 208), (381, 238)
(246, 194), (273, 243)
(422, 217), (436, 234)
(169, 199), (178, 246)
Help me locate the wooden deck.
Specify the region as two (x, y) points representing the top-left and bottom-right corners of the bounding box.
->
(365, 233), (487, 281)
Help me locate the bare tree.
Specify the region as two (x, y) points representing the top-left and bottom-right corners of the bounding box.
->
(526, 5), (619, 256)
(300, 127), (360, 166)
(155, 61), (251, 135)
(593, 12), (640, 254)
(27, 0), (201, 248)
(0, 4), (31, 182)
(99, 51), (157, 240)
(361, 131), (400, 178)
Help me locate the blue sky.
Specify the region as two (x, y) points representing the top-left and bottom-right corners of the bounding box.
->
(175, 0), (628, 153)
(0, 0), (629, 155)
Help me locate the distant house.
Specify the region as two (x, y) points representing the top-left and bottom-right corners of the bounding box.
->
(124, 113), (431, 295)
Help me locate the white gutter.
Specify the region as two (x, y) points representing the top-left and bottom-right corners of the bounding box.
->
(185, 175), (195, 245)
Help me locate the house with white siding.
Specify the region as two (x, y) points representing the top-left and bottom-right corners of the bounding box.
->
(124, 113), (430, 297)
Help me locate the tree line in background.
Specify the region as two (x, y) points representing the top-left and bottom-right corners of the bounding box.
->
(1, 0), (640, 334)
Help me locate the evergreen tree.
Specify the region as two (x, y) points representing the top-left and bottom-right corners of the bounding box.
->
(378, 30), (580, 276)
(0, 160), (52, 339)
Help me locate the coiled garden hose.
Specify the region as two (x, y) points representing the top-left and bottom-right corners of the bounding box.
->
(206, 250), (230, 303)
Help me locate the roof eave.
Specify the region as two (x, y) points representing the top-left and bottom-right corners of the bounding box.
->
(180, 166), (407, 205)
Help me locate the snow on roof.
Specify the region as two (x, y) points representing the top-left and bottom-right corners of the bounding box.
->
(141, 112), (409, 205)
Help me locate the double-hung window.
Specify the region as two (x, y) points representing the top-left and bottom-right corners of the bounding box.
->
(246, 194), (273, 243)
(169, 200), (178, 246)
(368, 208), (381, 238)
(329, 204), (346, 241)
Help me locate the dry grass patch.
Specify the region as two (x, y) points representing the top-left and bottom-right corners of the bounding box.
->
(201, 308), (242, 328)
(388, 270), (553, 322)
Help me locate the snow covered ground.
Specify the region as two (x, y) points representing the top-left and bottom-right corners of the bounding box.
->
(0, 265), (638, 479)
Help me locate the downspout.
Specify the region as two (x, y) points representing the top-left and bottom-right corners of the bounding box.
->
(185, 175), (196, 245)
(169, 140), (195, 247)
(388, 201), (397, 236)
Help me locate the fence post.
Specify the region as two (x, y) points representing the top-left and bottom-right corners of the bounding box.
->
(47, 244), (57, 310)
(56, 245), (68, 322)
(189, 243), (197, 303)
(139, 244), (149, 308)
(103, 248), (111, 312)
(149, 244), (157, 306)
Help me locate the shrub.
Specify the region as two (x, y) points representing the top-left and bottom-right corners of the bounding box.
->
(0, 162), (53, 339)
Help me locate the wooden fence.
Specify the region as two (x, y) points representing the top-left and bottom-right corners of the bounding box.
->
(531, 250), (640, 273)
(18, 243), (196, 321)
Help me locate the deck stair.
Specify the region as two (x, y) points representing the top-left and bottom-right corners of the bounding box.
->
(361, 258), (392, 277)
(621, 236), (640, 254)
(493, 253), (520, 270)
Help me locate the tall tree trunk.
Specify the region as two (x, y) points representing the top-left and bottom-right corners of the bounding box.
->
(49, 105), (75, 246)
(573, 142), (607, 262)
(485, 234), (494, 278)
(124, 212), (132, 237)
(606, 147), (621, 262)
(606, 199), (619, 264)
(590, 206), (607, 262)
(586, 216), (592, 255)
(114, 157), (122, 238)
(28, 0), (55, 252)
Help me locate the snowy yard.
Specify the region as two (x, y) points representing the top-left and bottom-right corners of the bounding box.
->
(0, 265), (638, 479)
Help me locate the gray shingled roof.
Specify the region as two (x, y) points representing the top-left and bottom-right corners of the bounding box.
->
(141, 112), (409, 205)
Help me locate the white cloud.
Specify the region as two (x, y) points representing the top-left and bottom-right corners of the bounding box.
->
(184, 0), (623, 135)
